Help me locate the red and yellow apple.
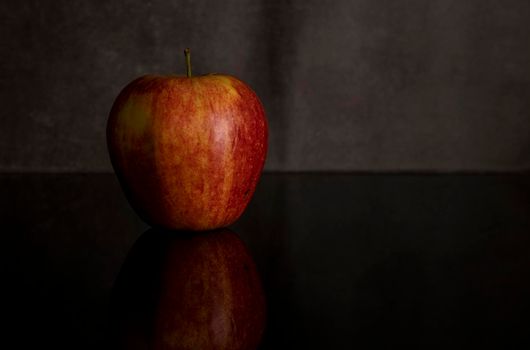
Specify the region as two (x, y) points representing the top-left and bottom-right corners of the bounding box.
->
(107, 50), (268, 230)
(109, 228), (266, 350)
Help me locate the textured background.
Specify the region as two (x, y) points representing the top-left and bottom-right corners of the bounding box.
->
(1, 0), (530, 172)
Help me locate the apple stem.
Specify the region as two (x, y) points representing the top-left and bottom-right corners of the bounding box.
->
(184, 48), (192, 77)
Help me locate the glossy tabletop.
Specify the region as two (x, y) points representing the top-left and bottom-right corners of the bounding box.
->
(3, 173), (530, 349)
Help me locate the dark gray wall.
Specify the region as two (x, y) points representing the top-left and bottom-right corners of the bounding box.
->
(1, 0), (529, 172)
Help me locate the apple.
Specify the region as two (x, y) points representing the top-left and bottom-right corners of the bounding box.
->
(108, 228), (267, 350)
(107, 49), (268, 230)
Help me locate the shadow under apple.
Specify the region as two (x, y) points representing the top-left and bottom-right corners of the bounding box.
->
(108, 228), (266, 350)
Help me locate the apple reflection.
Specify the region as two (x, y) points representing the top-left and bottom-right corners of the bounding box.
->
(109, 228), (266, 350)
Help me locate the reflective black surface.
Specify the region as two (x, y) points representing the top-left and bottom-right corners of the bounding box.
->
(3, 173), (530, 349)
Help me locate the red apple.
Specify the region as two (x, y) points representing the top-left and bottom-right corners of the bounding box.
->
(109, 228), (267, 350)
(107, 49), (268, 230)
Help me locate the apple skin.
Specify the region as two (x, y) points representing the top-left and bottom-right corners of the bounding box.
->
(109, 228), (266, 350)
(107, 74), (268, 230)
